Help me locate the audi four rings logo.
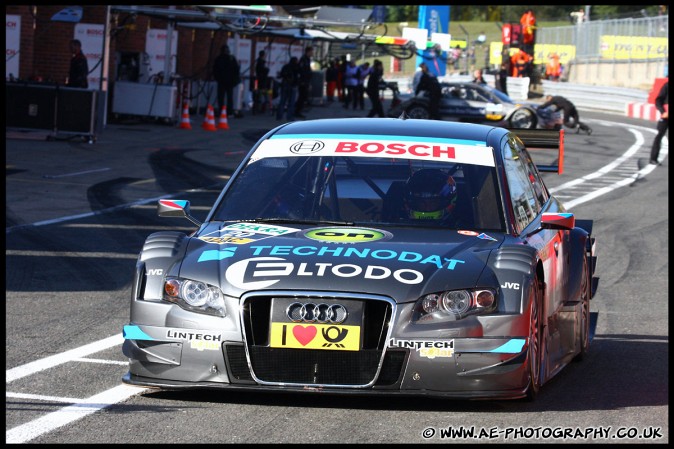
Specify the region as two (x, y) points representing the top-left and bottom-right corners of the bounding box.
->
(286, 302), (348, 324)
(289, 140), (325, 154)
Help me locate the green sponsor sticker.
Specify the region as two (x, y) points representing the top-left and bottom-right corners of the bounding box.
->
(303, 227), (392, 243)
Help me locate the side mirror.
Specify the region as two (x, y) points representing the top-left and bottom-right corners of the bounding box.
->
(157, 199), (202, 227)
(540, 212), (575, 230)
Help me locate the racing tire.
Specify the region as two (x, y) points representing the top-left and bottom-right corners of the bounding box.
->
(509, 108), (537, 129)
(524, 276), (543, 401)
(406, 104), (431, 120)
(573, 254), (591, 362)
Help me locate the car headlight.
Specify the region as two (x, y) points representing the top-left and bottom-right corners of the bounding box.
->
(412, 288), (497, 323)
(163, 277), (227, 317)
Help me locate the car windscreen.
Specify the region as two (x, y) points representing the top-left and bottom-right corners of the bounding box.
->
(486, 86), (514, 104)
(211, 138), (506, 231)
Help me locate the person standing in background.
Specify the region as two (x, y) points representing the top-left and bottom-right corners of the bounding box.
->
(511, 49), (532, 78)
(650, 79), (668, 165)
(545, 53), (561, 81)
(253, 50), (270, 114)
(67, 39), (88, 88)
(472, 68), (487, 85)
(415, 62), (442, 120)
(497, 62), (509, 96)
(213, 44), (241, 118)
(412, 63), (425, 94)
(254, 50), (268, 92)
(336, 56), (346, 102)
(276, 57), (299, 122)
(355, 61), (371, 110)
(294, 46), (313, 119)
(366, 59), (385, 118)
(452, 45), (462, 72)
(520, 8), (536, 55)
(343, 60), (359, 109)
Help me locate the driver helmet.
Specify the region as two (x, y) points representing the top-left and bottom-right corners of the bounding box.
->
(404, 169), (457, 220)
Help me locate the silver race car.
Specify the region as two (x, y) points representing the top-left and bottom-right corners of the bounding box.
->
(122, 118), (598, 400)
(387, 81), (563, 130)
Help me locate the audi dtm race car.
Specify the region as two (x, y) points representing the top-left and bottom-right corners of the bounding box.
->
(122, 118), (598, 400)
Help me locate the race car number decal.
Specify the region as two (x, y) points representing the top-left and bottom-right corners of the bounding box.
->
(252, 135), (495, 167)
(269, 323), (361, 351)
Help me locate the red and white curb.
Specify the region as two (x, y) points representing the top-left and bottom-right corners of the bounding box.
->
(626, 103), (662, 121)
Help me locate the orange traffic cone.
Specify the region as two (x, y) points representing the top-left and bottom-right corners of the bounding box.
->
(179, 102), (192, 130)
(202, 104), (217, 131)
(217, 105), (230, 130)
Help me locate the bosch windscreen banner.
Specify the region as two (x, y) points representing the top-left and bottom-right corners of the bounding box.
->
(416, 5), (450, 77)
(6, 15), (21, 80)
(253, 136), (495, 167)
(74, 23), (103, 90)
(145, 28), (178, 82)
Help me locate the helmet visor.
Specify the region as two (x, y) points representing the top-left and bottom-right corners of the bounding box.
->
(410, 209), (444, 219)
(409, 195), (448, 213)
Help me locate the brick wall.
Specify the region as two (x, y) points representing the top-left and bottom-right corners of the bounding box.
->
(7, 5), (269, 84)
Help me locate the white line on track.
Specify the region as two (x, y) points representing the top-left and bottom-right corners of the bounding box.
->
(5, 334), (151, 443)
(5, 384), (150, 444)
(5, 182), (223, 234)
(43, 167), (111, 179)
(5, 250), (138, 259)
(548, 124), (667, 211)
(6, 335), (123, 383)
(7, 392), (85, 404)
(71, 357), (129, 365)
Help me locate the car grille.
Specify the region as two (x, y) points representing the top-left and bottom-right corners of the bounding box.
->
(224, 345), (406, 387)
(232, 294), (399, 387)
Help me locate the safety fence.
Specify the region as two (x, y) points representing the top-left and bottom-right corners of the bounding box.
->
(382, 72), (650, 117)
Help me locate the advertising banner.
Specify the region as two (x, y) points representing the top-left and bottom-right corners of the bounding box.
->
(6, 15), (21, 80)
(600, 35), (668, 60)
(145, 28), (178, 82)
(416, 6), (450, 77)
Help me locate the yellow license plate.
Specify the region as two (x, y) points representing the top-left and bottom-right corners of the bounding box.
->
(269, 322), (361, 351)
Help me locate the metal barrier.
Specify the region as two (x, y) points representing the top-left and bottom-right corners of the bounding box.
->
(383, 73), (650, 116)
(540, 80), (647, 113)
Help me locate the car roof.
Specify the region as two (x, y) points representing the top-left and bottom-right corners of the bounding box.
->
(271, 117), (508, 147)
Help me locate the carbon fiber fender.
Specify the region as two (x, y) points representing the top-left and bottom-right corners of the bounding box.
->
(487, 244), (539, 313)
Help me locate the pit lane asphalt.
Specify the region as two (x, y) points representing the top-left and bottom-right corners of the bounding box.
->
(7, 101), (369, 230)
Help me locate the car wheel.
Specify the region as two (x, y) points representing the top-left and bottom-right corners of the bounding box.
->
(573, 254), (591, 362)
(509, 108), (537, 129)
(524, 276), (543, 401)
(406, 104), (431, 120)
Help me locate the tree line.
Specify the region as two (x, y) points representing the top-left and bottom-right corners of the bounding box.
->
(369, 5), (667, 23)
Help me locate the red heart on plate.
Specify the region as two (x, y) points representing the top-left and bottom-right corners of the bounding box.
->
(292, 325), (317, 346)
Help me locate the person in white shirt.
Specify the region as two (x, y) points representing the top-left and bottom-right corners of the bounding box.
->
(412, 64), (425, 95)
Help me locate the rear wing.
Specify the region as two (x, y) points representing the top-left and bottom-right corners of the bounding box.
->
(509, 128), (565, 174)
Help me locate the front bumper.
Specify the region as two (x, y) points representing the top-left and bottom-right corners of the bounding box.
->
(123, 291), (532, 399)
(122, 326), (531, 400)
